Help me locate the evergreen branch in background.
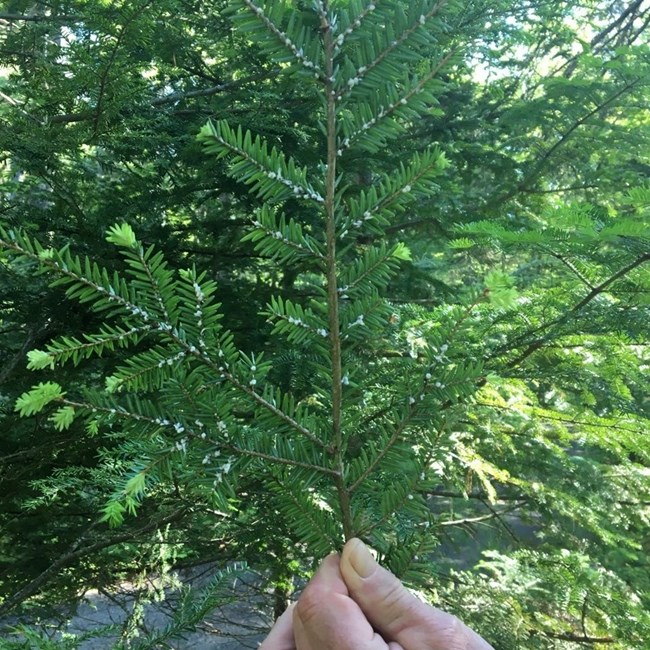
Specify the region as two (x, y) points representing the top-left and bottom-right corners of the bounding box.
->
(488, 79), (644, 207)
(0, 509), (188, 617)
(92, 2), (156, 137)
(126, 563), (249, 650)
(523, 80), (641, 190)
(570, 251), (650, 313)
(0, 13), (75, 23)
(45, 70), (281, 124)
(504, 251), (650, 368)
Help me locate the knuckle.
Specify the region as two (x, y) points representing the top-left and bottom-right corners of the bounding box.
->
(383, 579), (410, 609)
(381, 581), (426, 635)
(416, 610), (473, 650)
(446, 615), (472, 650)
(295, 583), (326, 624)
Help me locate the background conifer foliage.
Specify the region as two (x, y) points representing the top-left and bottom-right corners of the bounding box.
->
(1, 0), (649, 647)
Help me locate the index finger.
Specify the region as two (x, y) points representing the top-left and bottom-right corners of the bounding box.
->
(259, 603), (296, 650)
(294, 553), (394, 650)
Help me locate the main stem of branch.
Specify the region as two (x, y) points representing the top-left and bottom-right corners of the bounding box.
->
(321, 2), (353, 542)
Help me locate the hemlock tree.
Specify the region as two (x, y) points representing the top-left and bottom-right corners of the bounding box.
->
(1, 1), (649, 648)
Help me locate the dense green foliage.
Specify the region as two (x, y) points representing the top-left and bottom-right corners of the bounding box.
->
(1, 1), (649, 648)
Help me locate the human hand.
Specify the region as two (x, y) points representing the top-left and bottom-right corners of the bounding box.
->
(260, 538), (494, 650)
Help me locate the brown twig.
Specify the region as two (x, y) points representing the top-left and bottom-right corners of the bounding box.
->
(320, 1), (353, 542)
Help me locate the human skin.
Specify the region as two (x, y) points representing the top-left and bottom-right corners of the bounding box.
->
(260, 538), (494, 650)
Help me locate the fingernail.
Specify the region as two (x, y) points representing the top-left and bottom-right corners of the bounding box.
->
(348, 538), (377, 578)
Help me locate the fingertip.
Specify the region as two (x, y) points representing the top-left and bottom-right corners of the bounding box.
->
(342, 538), (378, 579)
(305, 550), (348, 597)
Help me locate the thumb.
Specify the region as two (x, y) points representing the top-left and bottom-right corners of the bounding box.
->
(340, 538), (493, 650)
